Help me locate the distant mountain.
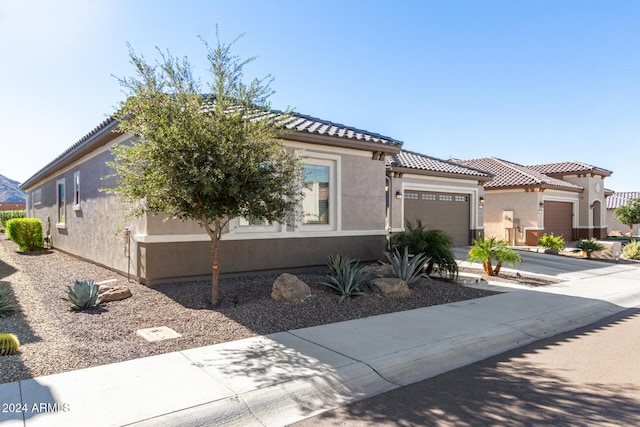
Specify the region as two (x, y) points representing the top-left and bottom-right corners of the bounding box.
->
(0, 174), (26, 203)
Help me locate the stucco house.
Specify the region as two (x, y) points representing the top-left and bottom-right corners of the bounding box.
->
(385, 150), (493, 246)
(21, 112), (402, 284)
(451, 158), (611, 246)
(606, 191), (640, 236)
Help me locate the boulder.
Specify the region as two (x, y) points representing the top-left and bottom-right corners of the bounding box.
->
(271, 273), (311, 302)
(361, 263), (394, 278)
(98, 284), (132, 303)
(369, 278), (410, 298)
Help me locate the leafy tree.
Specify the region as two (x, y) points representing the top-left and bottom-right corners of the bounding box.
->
(614, 197), (640, 236)
(107, 32), (303, 306)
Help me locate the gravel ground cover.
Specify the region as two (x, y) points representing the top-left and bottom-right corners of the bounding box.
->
(0, 234), (538, 385)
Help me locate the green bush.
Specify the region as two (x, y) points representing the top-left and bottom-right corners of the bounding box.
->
(538, 233), (565, 252)
(384, 248), (430, 284)
(574, 238), (606, 259)
(317, 254), (369, 303)
(6, 218), (43, 252)
(622, 240), (640, 260)
(0, 210), (26, 227)
(63, 280), (102, 310)
(0, 285), (18, 318)
(390, 220), (458, 281)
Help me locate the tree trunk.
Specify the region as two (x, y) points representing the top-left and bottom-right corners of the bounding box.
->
(210, 217), (222, 307)
(494, 261), (502, 275)
(483, 259), (494, 276)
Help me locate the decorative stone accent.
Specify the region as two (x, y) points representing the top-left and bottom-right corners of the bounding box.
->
(271, 273), (312, 302)
(369, 278), (410, 298)
(98, 284), (132, 303)
(361, 263), (394, 278)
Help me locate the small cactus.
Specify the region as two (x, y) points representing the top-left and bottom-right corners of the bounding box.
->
(63, 280), (102, 310)
(0, 333), (20, 356)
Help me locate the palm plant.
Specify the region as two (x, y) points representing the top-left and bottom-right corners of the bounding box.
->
(390, 220), (458, 281)
(467, 234), (521, 276)
(574, 238), (605, 259)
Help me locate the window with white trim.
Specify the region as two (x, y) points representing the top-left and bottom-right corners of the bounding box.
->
(299, 155), (338, 230)
(56, 179), (65, 225)
(33, 189), (42, 205)
(73, 171), (80, 207)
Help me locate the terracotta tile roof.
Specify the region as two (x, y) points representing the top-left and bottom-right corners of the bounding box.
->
(452, 157), (583, 191)
(606, 192), (640, 209)
(387, 150), (493, 179)
(527, 161), (612, 177)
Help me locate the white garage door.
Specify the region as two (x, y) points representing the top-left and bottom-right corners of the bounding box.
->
(403, 191), (471, 246)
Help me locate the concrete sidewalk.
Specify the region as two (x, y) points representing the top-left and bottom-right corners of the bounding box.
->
(2, 263), (640, 427)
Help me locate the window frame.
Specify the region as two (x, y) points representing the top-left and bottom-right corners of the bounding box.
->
(56, 178), (66, 227)
(72, 171), (81, 210)
(298, 152), (339, 232)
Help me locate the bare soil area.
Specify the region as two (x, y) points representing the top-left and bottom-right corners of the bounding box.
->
(0, 235), (558, 385)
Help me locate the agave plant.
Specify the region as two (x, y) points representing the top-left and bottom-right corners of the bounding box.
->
(0, 286), (18, 318)
(63, 280), (102, 310)
(318, 254), (369, 303)
(0, 333), (20, 356)
(384, 248), (430, 284)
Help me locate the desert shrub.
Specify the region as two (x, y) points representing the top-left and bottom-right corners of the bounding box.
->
(318, 255), (369, 303)
(622, 240), (640, 260)
(538, 233), (565, 252)
(0, 285), (18, 318)
(574, 238), (606, 259)
(63, 280), (102, 310)
(6, 218), (43, 252)
(0, 210), (26, 227)
(384, 248), (430, 284)
(390, 220), (458, 280)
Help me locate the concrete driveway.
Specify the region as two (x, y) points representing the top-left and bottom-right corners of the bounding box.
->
(453, 246), (636, 280)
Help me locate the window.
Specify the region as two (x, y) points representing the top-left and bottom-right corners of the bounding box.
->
(404, 192), (419, 200)
(455, 195), (468, 202)
(238, 217), (271, 227)
(302, 164), (330, 224)
(33, 189), (42, 205)
(56, 179), (65, 225)
(439, 194), (453, 202)
(73, 172), (80, 207)
(422, 193), (437, 201)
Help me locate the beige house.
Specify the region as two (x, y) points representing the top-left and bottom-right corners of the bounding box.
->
(452, 158), (611, 246)
(606, 191), (640, 236)
(386, 150), (493, 246)
(21, 112), (401, 284)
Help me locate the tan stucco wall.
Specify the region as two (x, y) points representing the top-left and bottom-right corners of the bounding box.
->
(481, 189), (541, 245)
(26, 147), (146, 278)
(559, 174), (607, 231)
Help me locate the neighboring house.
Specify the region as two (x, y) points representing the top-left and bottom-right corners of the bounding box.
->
(386, 150), (493, 246)
(21, 112), (401, 284)
(452, 158), (611, 245)
(606, 191), (640, 236)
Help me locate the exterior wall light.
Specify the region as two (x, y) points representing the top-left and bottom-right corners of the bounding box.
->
(395, 191), (402, 199)
(479, 196), (485, 203)
(538, 201), (544, 214)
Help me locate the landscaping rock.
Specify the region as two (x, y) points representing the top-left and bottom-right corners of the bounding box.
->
(98, 284), (132, 303)
(361, 263), (394, 278)
(271, 273), (311, 302)
(369, 278), (410, 298)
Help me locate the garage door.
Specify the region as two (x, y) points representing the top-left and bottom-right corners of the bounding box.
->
(544, 201), (573, 240)
(403, 191), (470, 246)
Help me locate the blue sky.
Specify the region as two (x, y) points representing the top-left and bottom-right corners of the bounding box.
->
(2, 0), (639, 191)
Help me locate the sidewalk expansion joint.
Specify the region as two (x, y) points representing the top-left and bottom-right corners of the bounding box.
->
(285, 331), (403, 387)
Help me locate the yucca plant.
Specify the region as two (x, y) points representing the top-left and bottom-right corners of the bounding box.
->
(0, 333), (20, 356)
(384, 248), (430, 284)
(63, 280), (102, 310)
(318, 255), (369, 303)
(0, 286), (18, 318)
(574, 238), (605, 259)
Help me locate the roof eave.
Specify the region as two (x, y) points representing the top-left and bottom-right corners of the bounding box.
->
(282, 132), (402, 155)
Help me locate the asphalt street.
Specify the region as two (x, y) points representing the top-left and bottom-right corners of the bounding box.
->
(291, 306), (640, 426)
